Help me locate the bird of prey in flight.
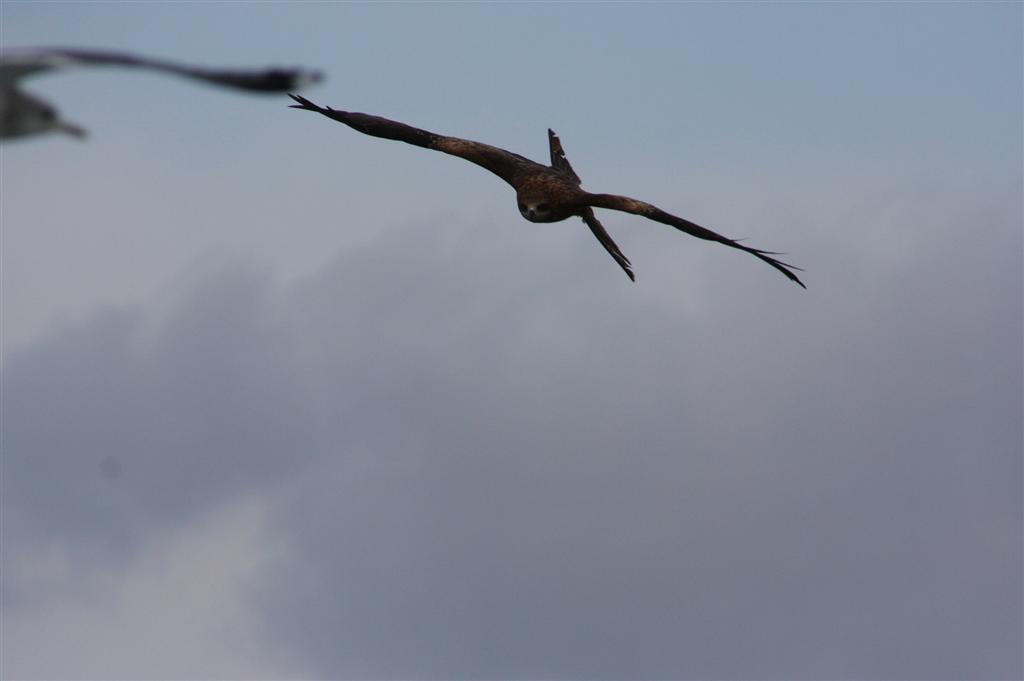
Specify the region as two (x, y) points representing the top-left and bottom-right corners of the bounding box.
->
(0, 47), (322, 141)
(289, 94), (804, 287)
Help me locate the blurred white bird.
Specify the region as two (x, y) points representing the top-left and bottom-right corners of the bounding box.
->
(0, 47), (322, 141)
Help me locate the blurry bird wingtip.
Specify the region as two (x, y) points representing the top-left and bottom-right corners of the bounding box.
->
(292, 69), (325, 90)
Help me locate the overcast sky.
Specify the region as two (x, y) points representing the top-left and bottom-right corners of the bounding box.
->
(2, 3), (1021, 680)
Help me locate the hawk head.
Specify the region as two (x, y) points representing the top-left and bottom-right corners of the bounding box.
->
(517, 198), (555, 223)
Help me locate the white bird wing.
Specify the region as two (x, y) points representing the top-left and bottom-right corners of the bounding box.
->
(0, 49), (81, 86)
(0, 47), (322, 93)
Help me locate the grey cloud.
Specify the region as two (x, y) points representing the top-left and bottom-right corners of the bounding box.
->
(3, 180), (1021, 679)
(2, 260), (319, 581)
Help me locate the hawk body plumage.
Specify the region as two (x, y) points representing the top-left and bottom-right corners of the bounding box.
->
(515, 172), (586, 223)
(289, 94), (804, 287)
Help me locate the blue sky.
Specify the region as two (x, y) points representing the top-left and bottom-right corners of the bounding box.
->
(2, 2), (1020, 344)
(2, 2), (1021, 679)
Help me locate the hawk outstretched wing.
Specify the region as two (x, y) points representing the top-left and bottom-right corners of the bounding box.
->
(587, 193), (805, 287)
(289, 94), (541, 188)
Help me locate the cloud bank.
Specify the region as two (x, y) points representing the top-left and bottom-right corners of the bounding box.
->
(3, 178), (1021, 678)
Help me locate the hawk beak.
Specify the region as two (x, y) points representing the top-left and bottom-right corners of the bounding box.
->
(56, 120), (88, 139)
